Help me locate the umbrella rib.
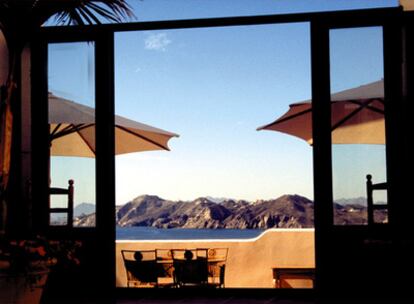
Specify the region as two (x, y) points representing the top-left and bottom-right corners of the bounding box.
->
(363, 103), (384, 115)
(75, 127), (96, 156)
(50, 123), (93, 141)
(56, 124), (81, 137)
(347, 98), (384, 114)
(331, 99), (381, 131)
(116, 125), (170, 151)
(50, 123), (63, 139)
(258, 108), (312, 129)
(259, 98), (383, 131)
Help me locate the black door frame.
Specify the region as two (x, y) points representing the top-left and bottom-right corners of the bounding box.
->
(32, 6), (405, 299)
(310, 19), (404, 293)
(31, 30), (116, 294)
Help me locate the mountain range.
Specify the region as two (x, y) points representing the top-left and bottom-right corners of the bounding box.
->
(74, 194), (387, 228)
(74, 203), (95, 217)
(50, 203), (95, 225)
(114, 194), (314, 229)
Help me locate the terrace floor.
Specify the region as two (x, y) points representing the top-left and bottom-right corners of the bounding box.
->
(116, 295), (411, 304)
(42, 293), (413, 304)
(41, 286), (413, 303)
(117, 298), (314, 304)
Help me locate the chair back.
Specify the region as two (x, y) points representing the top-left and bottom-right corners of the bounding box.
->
(366, 174), (388, 225)
(121, 250), (159, 287)
(155, 249), (174, 286)
(172, 249), (208, 287)
(49, 179), (74, 227)
(207, 248), (228, 287)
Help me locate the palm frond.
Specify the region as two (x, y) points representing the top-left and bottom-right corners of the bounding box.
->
(1, 1), (135, 28)
(0, 0), (135, 79)
(51, 0), (135, 26)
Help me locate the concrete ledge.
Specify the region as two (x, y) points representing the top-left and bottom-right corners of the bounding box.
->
(116, 229), (315, 288)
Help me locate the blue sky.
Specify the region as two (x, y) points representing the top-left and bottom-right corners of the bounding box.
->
(48, 0), (393, 206)
(114, 23), (313, 204)
(126, 0), (397, 21)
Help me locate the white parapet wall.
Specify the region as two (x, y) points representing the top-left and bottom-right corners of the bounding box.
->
(116, 228), (315, 288)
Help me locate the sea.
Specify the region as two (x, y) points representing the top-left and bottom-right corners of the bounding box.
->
(116, 227), (264, 240)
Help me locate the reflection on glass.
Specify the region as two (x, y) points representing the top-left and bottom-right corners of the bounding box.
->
(50, 213), (68, 226)
(373, 190), (387, 206)
(50, 195), (68, 209)
(48, 42), (96, 227)
(373, 189), (388, 223)
(330, 27), (387, 225)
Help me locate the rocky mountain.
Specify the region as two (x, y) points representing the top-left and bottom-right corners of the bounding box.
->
(51, 203), (95, 226)
(71, 203), (96, 227)
(75, 194), (387, 228)
(115, 194), (315, 229)
(335, 197), (367, 206)
(74, 213), (96, 227)
(74, 203), (95, 217)
(74, 205), (122, 227)
(333, 197), (388, 225)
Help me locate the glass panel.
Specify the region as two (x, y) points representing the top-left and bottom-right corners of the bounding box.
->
(374, 209), (388, 224)
(373, 189), (388, 224)
(48, 42), (96, 227)
(50, 213), (68, 226)
(50, 196), (68, 209)
(115, 23), (314, 289)
(329, 27), (387, 225)
(373, 189), (387, 206)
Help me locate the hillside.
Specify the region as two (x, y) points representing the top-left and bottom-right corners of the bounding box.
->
(115, 194), (314, 229)
(74, 203), (95, 217)
(75, 195), (387, 228)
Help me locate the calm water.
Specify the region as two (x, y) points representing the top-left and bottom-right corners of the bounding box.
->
(116, 227), (264, 240)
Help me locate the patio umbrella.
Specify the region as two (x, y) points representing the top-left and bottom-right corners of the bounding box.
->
(257, 79), (384, 145)
(49, 92), (179, 157)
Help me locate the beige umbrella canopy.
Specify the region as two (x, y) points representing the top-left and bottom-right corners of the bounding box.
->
(257, 80), (385, 145)
(49, 93), (179, 157)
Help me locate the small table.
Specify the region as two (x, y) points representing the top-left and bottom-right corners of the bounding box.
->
(272, 267), (315, 288)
